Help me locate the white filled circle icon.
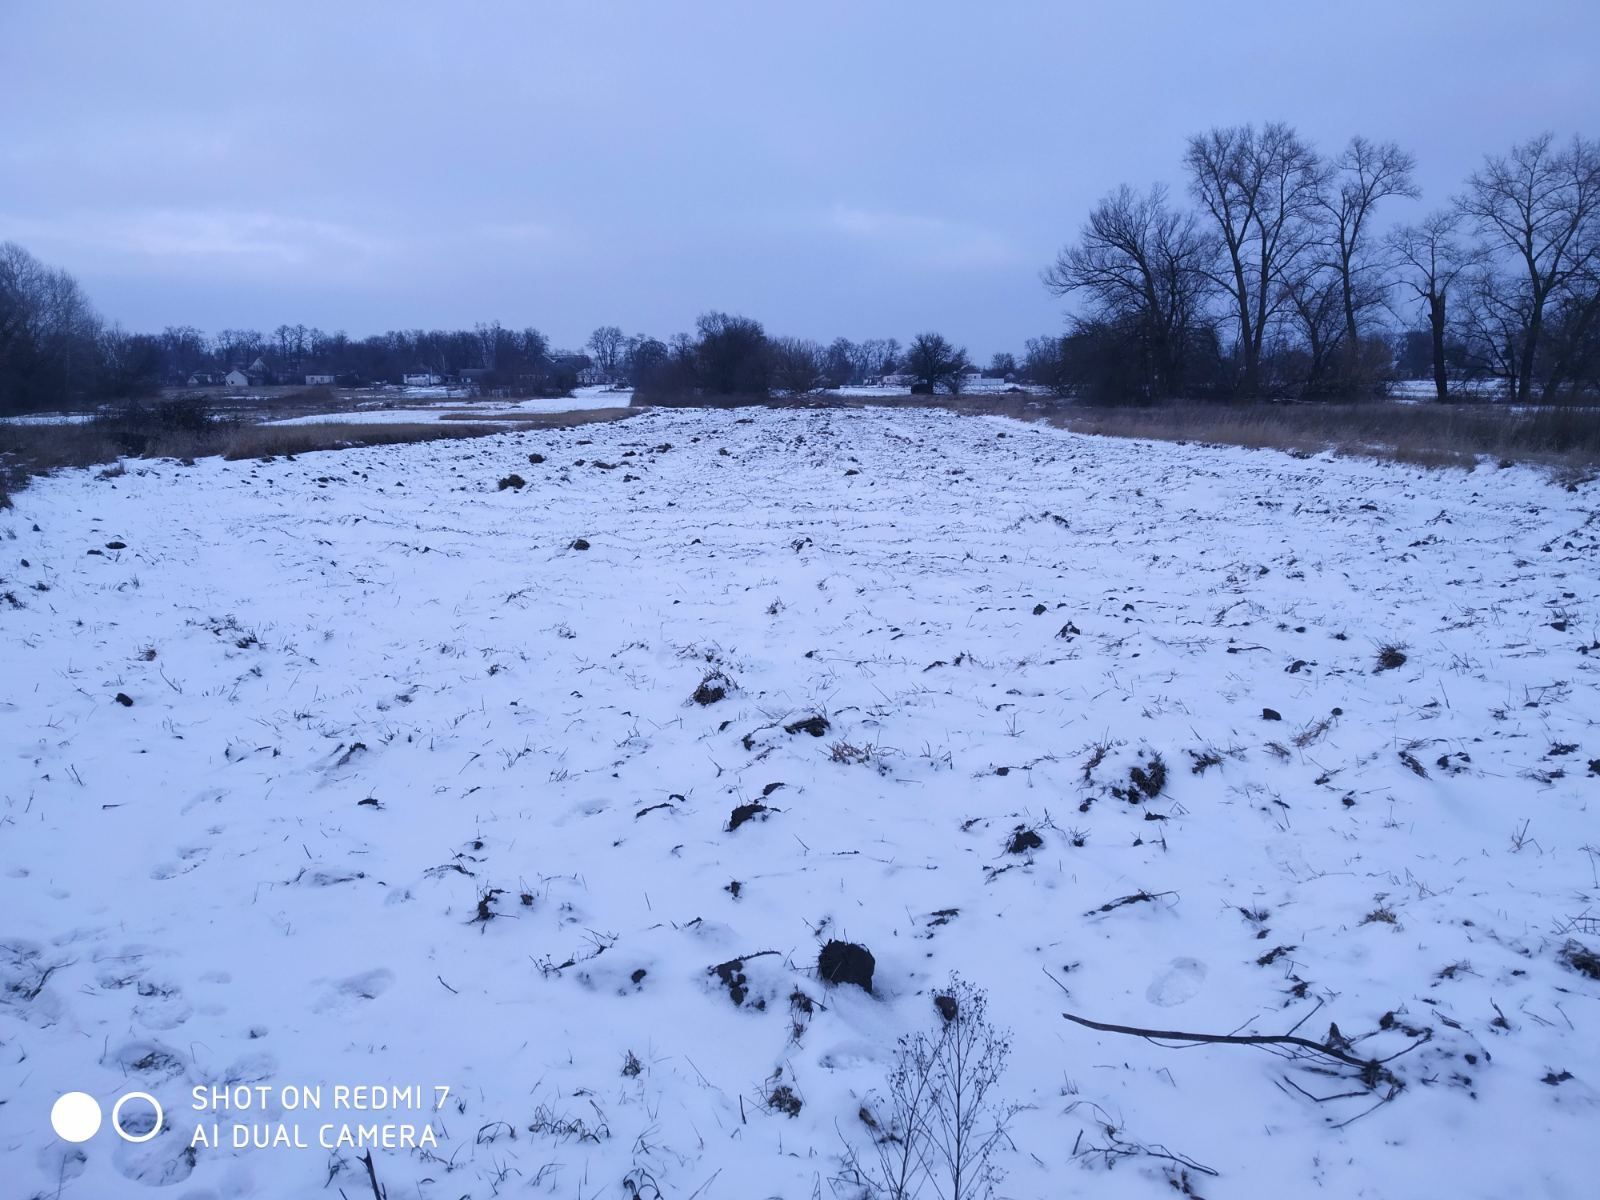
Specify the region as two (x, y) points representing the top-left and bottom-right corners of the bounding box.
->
(50, 1092), (103, 1142)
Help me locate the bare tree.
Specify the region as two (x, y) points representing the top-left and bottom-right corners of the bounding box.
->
(822, 337), (855, 387)
(158, 325), (209, 382)
(1044, 183), (1215, 399)
(851, 338), (897, 383)
(586, 325), (625, 380)
(1278, 259), (1346, 394)
(1388, 211), (1480, 400)
(1185, 122), (1324, 395)
(1320, 137), (1419, 351)
(0, 241), (102, 413)
(1022, 335), (1067, 394)
(770, 336), (825, 395)
(694, 311), (769, 395)
(1457, 263), (1535, 397)
(1457, 133), (1600, 402)
(903, 332), (970, 394)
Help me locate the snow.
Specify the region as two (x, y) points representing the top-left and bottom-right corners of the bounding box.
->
(1388, 378), (1507, 402)
(833, 381), (1046, 398)
(262, 387), (634, 427)
(2, 406), (1597, 1199)
(0, 412), (96, 426)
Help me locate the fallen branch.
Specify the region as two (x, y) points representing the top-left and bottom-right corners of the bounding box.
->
(1057, 998), (1431, 1111)
(1066, 1100), (1219, 1177)
(1060, 1010), (1376, 1070)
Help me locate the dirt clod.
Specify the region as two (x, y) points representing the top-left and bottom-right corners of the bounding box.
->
(817, 940), (875, 992)
(726, 802), (770, 832)
(1006, 827), (1044, 854)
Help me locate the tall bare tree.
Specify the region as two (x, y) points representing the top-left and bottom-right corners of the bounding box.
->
(1185, 122), (1324, 396)
(1320, 137), (1419, 351)
(1388, 211), (1479, 400)
(1458, 133), (1600, 402)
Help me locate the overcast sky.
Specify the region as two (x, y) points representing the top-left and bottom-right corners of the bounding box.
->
(4, 1), (1597, 359)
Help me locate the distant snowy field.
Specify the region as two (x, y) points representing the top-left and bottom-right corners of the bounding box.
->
(260, 386), (634, 426)
(3, 408), (1597, 1200)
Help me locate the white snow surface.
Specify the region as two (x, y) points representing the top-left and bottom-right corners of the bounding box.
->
(3, 406), (1598, 1199)
(262, 388), (633, 427)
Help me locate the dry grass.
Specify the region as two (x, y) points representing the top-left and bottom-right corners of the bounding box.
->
(1035, 401), (1600, 472)
(217, 422), (505, 459)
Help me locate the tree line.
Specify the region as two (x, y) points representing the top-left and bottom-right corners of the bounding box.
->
(1040, 125), (1600, 403)
(0, 245), (996, 414)
(0, 264), (598, 415)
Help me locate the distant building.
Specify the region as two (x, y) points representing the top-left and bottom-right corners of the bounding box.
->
(305, 374), (336, 386)
(187, 371), (224, 387)
(402, 372), (443, 387)
(225, 369), (251, 388)
(576, 366), (607, 386)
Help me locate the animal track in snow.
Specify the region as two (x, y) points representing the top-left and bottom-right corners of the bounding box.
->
(1146, 956), (1208, 1007)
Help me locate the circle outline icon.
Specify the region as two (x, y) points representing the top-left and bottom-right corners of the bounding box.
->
(111, 1091), (164, 1143)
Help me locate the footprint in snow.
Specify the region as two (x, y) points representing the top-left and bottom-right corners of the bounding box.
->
(1145, 957), (1207, 1007)
(314, 968), (395, 1013)
(149, 845), (209, 880)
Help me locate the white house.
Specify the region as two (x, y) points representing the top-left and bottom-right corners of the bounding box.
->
(225, 369), (250, 388)
(402, 372), (443, 387)
(305, 374), (336, 386)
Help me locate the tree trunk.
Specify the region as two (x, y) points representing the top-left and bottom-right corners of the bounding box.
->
(1518, 308), (1542, 405)
(1341, 252), (1359, 350)
(1429, 293), (1449, 402)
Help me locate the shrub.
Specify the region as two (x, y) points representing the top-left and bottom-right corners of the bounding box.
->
(852, 976), (1018, 1200)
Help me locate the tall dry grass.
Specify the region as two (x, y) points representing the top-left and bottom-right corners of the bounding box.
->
(1038, 401), (1600, 470)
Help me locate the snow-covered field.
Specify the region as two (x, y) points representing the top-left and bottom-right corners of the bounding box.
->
(3, 407), (1598, 1200)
